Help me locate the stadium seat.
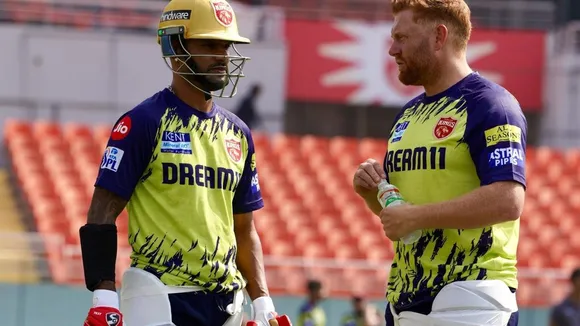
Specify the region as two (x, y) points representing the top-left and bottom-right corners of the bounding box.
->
(5, 120), (578, 306)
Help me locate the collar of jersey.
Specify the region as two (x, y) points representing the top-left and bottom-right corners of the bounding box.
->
(163, 88), (219, 120)
(421, 72), (478, 104)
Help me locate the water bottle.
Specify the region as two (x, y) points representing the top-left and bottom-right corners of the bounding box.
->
(376, 179), (422, 245)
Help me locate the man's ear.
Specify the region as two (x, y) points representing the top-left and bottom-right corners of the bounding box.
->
(434, 24), (449, 51)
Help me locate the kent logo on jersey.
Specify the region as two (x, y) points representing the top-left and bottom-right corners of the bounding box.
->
(392, 121), (410, 143)
(100, 147), (124, 172)
(161, 131), (192, 154)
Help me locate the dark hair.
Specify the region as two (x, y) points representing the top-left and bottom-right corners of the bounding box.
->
(307, 279), (322, 291)
(571, 268), (580, 282)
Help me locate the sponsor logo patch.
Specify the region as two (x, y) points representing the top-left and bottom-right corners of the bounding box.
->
(250, 153), (257, 171)
(484, 124), (522, 147)
(488, 147), (525, 168)
(433, 117), (458, 140)
(225, 137), (242, 163)
(210, 0), (234, 27)
(111, 116), (131, 141)
(161, 131), (192, 154)
(251, 174), (260, 193)
(391, 121), (409, 143)
(160, 10), (191, 22)
(106, 312), (121, 326)
(100, 147), (124, 172)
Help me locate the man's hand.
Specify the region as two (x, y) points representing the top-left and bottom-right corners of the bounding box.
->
(247, 315), (293, 326)
(353, 158), (386, 198)
(251, 296), (282, 326)
(84, 289), (123, 326)
(83, 306), (123, 326)
(379, 204), (420, 242)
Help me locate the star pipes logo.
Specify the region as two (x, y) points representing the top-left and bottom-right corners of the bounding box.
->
(316, 21), (502, 105)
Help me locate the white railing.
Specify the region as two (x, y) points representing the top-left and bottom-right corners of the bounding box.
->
(0, 232), (573, 307)
(0, 231), (63, 282)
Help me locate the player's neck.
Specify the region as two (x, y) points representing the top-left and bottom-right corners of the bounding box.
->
(423, 59), (472, 97)
(170, 81), (213, 113)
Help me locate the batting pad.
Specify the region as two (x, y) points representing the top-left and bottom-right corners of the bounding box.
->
(392, 280), (518, 326)
(120, 268), (245, 326)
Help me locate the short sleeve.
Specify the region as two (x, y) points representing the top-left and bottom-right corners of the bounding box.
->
(464, 91), (527, 188)
(95, 110), (157, 200)
(232, 130), (264, 214)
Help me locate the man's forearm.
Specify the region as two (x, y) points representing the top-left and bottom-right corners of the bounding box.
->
(82, 187), (126, 292)
(413, 181), (524, 230)
(363, 195), (383, 216)
(236, 227), (269, 300)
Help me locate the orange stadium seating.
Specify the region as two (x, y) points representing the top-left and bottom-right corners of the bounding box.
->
(3, 119), (580, 307)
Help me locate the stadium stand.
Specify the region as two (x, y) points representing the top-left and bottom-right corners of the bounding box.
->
(0, 0), (553, 29)
(0, 169), (42, 284)
(3, 119), (579, 307)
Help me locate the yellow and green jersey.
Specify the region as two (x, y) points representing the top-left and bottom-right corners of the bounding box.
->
(340, 313), (364, 326)
(383, 73), (526, 310)
(297, 302), (326, 326)
(96, 88), (263, 292)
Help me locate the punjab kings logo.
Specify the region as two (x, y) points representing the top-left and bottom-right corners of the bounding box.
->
(225, 137), (242, 162)
(210, 0), (234, 27)
(433, 117), (458, 139)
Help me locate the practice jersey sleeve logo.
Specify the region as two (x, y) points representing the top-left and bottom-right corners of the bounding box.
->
(391, 121), (410, 143)
(251, 174), (260, 193)
(111, 116), (132, 141)
(433, 117), (458, 140)
(100, 146), (124, 172)
(488, 147), (525, 168)
(484, 124), (521, 147)
(161, 131), (192, 154)
(250, 153), (257, 171)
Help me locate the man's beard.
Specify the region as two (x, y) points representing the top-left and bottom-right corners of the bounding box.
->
(398, 41), (436, 86)
(182, 58), (229, 92)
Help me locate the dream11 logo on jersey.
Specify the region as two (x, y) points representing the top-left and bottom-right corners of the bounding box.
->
(111, 116), (132, 140)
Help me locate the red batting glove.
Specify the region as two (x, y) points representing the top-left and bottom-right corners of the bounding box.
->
(83, 306), (123, 326)
(247, 315), (293, 326)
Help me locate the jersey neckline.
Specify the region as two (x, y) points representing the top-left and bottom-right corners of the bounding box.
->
(421, 72), (479, 104)
(163, 88), (219, 119)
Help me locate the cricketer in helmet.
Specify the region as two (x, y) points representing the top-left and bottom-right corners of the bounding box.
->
(158, 0), (250, 99)
(80, 1), (285, 326)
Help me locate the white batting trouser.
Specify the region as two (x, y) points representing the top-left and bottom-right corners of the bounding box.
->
(390, 280), (518, 326)
(119, 268), (245, 326)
